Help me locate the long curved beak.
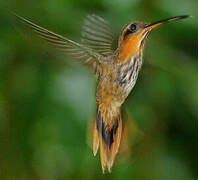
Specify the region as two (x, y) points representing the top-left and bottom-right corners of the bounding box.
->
(145, 15), (190, 31)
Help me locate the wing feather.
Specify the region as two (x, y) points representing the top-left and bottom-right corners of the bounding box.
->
(13, 13), (104, 71)
(81, 14), (116, 57)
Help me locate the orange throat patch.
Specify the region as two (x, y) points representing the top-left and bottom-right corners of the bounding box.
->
(118, 34), (143, 62)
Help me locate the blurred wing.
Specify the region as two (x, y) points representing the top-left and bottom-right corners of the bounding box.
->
(13, 13), (104, 70)
(81, 14), (115, 57)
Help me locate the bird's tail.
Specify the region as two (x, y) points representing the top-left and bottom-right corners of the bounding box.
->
(93, 107), (122, 173)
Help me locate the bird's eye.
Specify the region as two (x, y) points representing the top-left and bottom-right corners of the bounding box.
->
(130, 24), (138, 32)
(123, 23), (139, 40)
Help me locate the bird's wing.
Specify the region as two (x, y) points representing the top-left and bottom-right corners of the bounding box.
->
(81, 14), (116, 57)
(13, 13), (105, 73)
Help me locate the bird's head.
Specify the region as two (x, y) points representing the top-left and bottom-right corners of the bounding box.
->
(118, 15), (190, 61)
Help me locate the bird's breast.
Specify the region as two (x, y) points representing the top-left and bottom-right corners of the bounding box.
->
(116, 54), (143, 97)
(96, 54), (143, 106)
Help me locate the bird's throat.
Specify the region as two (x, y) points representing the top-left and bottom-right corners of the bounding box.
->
(118, 35), (142, 62)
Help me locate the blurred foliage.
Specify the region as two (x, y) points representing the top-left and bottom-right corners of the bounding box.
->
(0, 0), (198, 179)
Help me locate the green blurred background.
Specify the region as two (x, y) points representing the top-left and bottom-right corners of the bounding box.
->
(0, 0), (198, 179)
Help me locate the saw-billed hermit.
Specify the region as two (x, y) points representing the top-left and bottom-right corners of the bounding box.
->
(13, 13), (189, 173)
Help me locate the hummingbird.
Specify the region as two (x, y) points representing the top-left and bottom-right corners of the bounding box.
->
(13, 13), (189, 173)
